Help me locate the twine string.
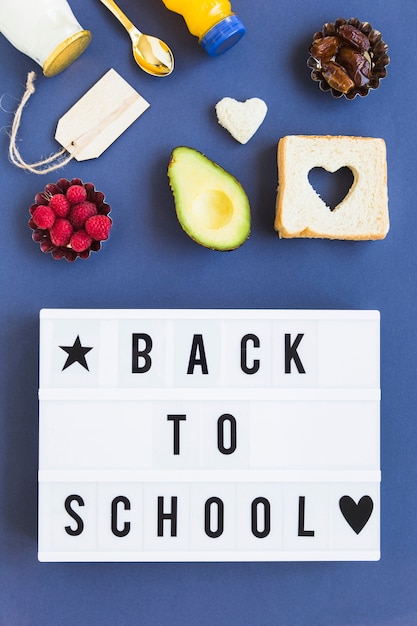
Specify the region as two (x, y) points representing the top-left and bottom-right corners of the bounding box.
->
(8, 71), (74, 174)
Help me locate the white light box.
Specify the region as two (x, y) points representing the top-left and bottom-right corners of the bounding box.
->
(38, 309), (380, 562)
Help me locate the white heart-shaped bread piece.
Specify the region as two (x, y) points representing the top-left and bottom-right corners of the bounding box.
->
(215, 97), (267, 144)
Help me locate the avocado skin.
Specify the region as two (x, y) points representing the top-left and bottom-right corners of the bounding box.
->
(168, 146), (251, 251)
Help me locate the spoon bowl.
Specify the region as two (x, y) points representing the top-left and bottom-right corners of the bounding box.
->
(99, 0), (174, 76)
(130, 30), (174, 76)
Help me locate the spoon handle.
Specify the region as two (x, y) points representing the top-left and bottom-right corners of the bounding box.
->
(98, 0), (138, 35)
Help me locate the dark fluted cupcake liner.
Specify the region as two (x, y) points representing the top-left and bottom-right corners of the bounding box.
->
(307, 17), (389, 99)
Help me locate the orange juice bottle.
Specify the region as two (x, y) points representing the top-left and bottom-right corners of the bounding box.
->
(161, 0), (246, 56)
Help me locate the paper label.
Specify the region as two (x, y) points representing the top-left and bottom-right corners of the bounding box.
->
(55, 69), (150, 161)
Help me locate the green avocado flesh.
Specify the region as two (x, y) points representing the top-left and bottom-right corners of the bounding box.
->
(168, 146), (251, 250)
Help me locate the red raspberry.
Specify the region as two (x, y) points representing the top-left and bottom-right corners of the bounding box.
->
(49, 218), (73, 247)
(66, 184), (87, 204)
(49, 193), (70, 218)
(85, 214), (112, 241)
(70, 229), (92, 252)
(32, 205), (55, 229)
(69, 201), (97, 229)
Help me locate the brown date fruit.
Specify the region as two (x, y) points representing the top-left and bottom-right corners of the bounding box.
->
(336, 47), (371, 87)
(321, 61), (355, 94)
(309, 36), (340, 62)
(338, 24), (370, 52)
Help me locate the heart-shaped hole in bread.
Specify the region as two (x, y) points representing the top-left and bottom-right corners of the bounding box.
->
(308, 166), (354, 211)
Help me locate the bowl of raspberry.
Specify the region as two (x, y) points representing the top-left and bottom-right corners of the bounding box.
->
(28, 178), (112, 261)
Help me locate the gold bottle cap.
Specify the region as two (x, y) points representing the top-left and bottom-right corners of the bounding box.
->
(43, 30), (92, 77)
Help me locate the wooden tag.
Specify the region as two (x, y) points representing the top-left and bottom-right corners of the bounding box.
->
(55, 69), (150, 161)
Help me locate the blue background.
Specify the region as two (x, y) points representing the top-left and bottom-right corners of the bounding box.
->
(0, 0), (416, 624)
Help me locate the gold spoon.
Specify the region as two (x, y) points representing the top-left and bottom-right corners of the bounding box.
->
(98, 0), (174, 76)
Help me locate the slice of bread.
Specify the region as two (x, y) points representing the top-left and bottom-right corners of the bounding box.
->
(274, 135), (389, 240)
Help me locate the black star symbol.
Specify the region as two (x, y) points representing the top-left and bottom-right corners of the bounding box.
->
(60, 335), (93, 371)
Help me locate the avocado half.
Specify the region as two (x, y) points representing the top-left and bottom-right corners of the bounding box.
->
(168, 146), (251, 250)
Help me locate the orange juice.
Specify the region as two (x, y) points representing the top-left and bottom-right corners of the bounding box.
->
(161, 0), (245, 56)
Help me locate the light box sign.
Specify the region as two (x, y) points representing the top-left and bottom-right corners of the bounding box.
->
(38, 309), (380, 562)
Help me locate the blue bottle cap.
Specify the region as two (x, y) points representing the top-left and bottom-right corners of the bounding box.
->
(200, 14), (246, 56)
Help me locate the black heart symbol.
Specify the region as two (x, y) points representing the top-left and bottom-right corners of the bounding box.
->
(339, 495), (373, 534)
(308, 167), (354, 211)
